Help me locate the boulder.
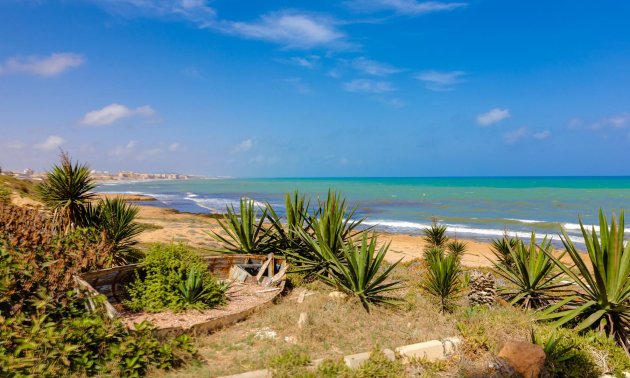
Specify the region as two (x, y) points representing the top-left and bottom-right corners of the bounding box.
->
(497, 341), (546, 378)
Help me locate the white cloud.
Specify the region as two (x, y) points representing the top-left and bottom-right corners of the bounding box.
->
(250, 154), (279, 165)
(109, 140), (137, 157)
(415, 70), (465, 91)
(533, 130), (551, 140)
(168, 143), (181, 152)
(33, 135), (64, 151)
(352, 57), (402, 76)
(218, 12), (347, 49)
(503, 127), (528, 144)
(0, 53), (84, 77)
(279, 55), (321, 69)
(90, 0), (216, 23)
(80, 103), (155, 126)
(476, 108), (511, 126)
(346, 0), (467, 15)
(233, 138), (254, 153)
(343, 79), (395, 93)
(284, 77), (313, 95)
(568, 113), (630, 131)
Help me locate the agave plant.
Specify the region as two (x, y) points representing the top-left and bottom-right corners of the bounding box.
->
(210, 198), (273, 254)
(447, 240), (467, 258)
(490, 235), (520, 268)
(540, 210), (630, 352)
(85, 197), (142, 266)
(287, 191), (367, 276)
(422, 250), (462, 314)
(423, 219), (449, 250)
(530, 329), (577, 372)
(423, 246), (444, 264)
(492, 234), (571, 309)
(265, 190), (312, 251)
(37, 152), (96, 226)
(178, 267), (228, 309)
(319, 233), (403, 312)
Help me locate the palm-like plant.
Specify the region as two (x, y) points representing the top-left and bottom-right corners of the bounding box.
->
(210, 198), (273, 254)
(37, 152), (95, 226)
(320, 233), (403, 312)
(178, 267), (227, 309)
(491, 235), (520, 268)
(265, 190), (312, 251)
(447, 240), (467, 258)
(287, 191), (367, 276)
(85, 197), (142, 266)
(492, 234), (570, 309)
(422, 250), (462, 313)
(423, 219), (449, 250)
(540, 210), (630, 352)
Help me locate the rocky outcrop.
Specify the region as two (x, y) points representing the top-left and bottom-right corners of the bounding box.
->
(468, 271), (496, 306)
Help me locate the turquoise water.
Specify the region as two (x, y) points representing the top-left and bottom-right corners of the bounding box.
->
(97, 177), (630, 245)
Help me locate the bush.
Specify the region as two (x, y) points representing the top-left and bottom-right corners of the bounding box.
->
(0, 291), (196, 377)
(422, 251), (462, 314)
(125, 243), (226, 312)
(0, 186), (10, 204)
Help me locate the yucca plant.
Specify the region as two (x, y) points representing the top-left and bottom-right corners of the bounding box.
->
(178, 267), (227, 309)
(37, 152), (96, 227)
(85, 197), (142, 266)
(423, 219), (449, 250)
(287, 191), (367, 276)
(540, 210), (630, 352)
(447, 240), (467, 258)
(490, 235), (520, 268)
(265, 190), (312, 251)
(492, 233), (571, 309)
(422, 250), (462, 313)
(210, 198), (273, 254)
(319, 233), (403, 312)
(530, 329), (577, 369)
(423, 246), (444, 264)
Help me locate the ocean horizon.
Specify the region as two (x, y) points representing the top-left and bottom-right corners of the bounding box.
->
(97, 176), (630, 247)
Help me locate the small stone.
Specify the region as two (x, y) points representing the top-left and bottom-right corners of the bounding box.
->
(254, 327), (277, 340)
(329, 291), (348, 300)
(497, 341), (546, 378)
(284, 336), (297, 344)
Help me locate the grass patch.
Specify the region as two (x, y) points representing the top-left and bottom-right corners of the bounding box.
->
(0, 175), (39, 200)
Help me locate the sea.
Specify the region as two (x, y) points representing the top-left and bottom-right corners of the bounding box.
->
(96, 177), (630, 246)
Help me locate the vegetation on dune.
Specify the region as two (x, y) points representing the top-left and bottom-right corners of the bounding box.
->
(265, 190), (313, 252)
(210, 198), (273, 254)
(422, 219), (449, 250)
(540, 210), (630, 352)
(422, 249), (462, 314)
(319, 234), (404, 311)
(491, 233), (571, 309)
(125, 243), (227, 313)
(0, 175), (39, 201)
(490, 235), (520, 268)
(37, 151), (96, 226)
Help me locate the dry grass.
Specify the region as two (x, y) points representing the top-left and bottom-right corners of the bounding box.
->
(156, 259), (536, 377)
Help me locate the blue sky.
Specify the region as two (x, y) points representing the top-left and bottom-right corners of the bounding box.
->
(1, 1), (629, 177)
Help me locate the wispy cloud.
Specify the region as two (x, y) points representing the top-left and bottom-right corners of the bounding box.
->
(89, 0), (216, 23)
(346, 0), (467, 16)
(476, 108), (510, 126)
(503, 127), (528, 144)
(34, 135), (64, 151)
(278, 55), (321, 69)
(284, 77), (313, 95)
(80, 103), (155, 126)
(216, 11), (348, 50)
(352, 57), (402, 76)
(109, 140), (138, 157)
(232, 138), (254, 153)
(533, 130), (551, 140)
(0, 52), (84, 77)
(343, 79), (395, 93)
(568, 113), (630, 130)
(415, 70), (465, 91)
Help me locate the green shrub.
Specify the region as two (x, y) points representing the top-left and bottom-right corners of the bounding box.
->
(319, 233), (404, 312)
(125, 243), (226, 312)
(422, 251), (462, 313)
(0, 186), (10, 204)
(268, 347), (313, 378)
(490, 236), (519, 268)
(352, 349), (406, 378)
(540, 210), (630, 352)
(211, 198), (273, 254)
(422, 219), (449, 250)
(492, 233), (570, 309)
(0, 291), (196, 377)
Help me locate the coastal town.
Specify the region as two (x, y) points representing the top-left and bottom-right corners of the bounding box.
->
(0, 167), (201, 181)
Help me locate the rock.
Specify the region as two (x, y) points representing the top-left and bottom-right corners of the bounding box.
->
(298, 312), (308, 329)
(497, 341), (546, 378)
(284, 335), (297, 344)
(253, 327), (277, 340)
(468, 271), (496, 306)
(329, 291), (348, 300)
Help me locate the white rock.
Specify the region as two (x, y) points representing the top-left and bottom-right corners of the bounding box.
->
(254, 327), (277, 340)
(329, 291), (348, 300)
(298, 312), (308, 329)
